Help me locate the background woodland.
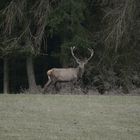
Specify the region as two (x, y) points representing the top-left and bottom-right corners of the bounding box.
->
(0, 0), (140, 94)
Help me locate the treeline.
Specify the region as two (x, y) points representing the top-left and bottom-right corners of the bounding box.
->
(0, 0), (140, 94)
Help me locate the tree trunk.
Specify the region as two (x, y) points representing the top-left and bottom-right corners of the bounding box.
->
(26, 56), (37, 92)
(3, 57), (9, 94)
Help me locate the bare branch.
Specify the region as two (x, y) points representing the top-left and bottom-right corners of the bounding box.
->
(1, 0), (26, 35)
(31, 0), (51, 50)
(103, 0), (136, 51)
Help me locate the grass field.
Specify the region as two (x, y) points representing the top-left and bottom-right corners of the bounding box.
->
(0, 94), (140, 140)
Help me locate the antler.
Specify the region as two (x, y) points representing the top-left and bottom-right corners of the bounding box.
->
(86, 48), (94, 62)
(70, 46), (80, 64)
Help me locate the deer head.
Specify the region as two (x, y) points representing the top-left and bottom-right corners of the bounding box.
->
(70, 46), (94, 78)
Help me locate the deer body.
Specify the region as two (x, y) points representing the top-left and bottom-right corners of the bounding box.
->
(48, 68), (78, 81)
(43, 47), (94, 93)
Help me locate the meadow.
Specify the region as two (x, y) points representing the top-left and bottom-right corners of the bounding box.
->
(0, 94), (140, 140)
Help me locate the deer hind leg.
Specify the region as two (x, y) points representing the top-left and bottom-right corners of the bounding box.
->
(43, 76), (52, 93)
(54, 82), (60, 92)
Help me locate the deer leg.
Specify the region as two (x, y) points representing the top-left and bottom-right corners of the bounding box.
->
(54, 82), (60, 93)
(43, 76), (52, 93)
(70, 79), (77, 93)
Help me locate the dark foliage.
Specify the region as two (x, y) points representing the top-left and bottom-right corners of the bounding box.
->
(0, 0), (139, 94)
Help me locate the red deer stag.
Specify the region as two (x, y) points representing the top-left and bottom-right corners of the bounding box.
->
(43, 47), (94, 93)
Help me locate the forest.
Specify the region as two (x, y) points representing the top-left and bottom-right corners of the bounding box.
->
(0, 0), (140, 94)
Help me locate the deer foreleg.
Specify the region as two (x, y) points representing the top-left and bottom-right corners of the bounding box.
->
(70, 79), (78, 93)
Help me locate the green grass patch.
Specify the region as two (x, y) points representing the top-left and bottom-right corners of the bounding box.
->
(0, 94), (140, 140)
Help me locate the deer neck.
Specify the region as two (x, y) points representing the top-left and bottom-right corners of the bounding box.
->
(76, 65), (84, 79)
